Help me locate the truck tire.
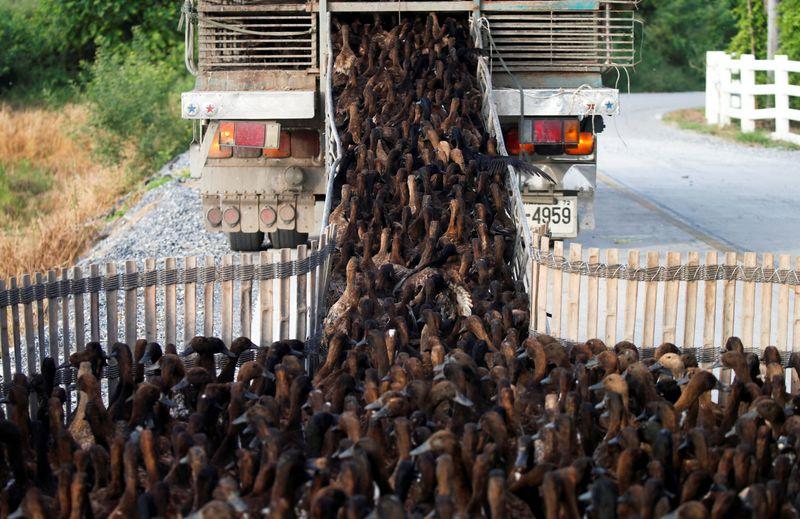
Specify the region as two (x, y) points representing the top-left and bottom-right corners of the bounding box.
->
(269, 230), (308, 249)
(229, 232), (265, 252)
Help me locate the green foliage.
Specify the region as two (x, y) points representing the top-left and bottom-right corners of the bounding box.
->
(0, 161), (53, 221)
(38, 0), (182, 63)
(728, 0), (767, 57)
(0, 6), (66, 93)
(85, 31), (193, 174)
(779, 0), (800, 60)
(625, 0), (737, 92)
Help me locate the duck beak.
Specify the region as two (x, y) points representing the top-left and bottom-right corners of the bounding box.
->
(229, 496), (248, 513)
(433, 372), (445, 381)
(248, 437), (260, 449)
(336, 446), (355, 459)
(716, 380), (732, 393)
(222, 346), (236, 359)
(578, 490), (593, 503)
(172, 379), (189, 392)
(7, 508), (23, 519)
(289, 348), (305, 358)
(594, 400), (606, 410)
(676, 376), (690, 386)
(453, 392), (474, 407)
(243, 391), (259, 401)
(179, 455), (190, 465)
(243, 425), (254, 435)
(365, 400), (383, 411)
(585, 358), (600, 369)
(138, 352), (152, 365)
(648, 362), (663, 373)
(108, 350), (119, 359)
(180, 347), (195, 357)
(539, 375), (553, 385)
(144, 360), (161, 373)
(724, 427), (737, 439)
(232, 413), (249, 425)
(607, 435), (621, 446)
(372, 407), (389, 420)
(588, 381), (605, 391)
(410, 439), (432, 457)
(516, 351), (528, 361)
(159, 396), (177, 408)
(741, 408), (759, 420)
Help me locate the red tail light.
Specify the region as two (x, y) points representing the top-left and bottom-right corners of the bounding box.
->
(533, 120), (564, 144)
(235, 122), (267, 148)
(504, 127), (534, 155)
(208, 128), (233, 159)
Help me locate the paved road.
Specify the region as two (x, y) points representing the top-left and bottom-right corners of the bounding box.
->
(572, 92), (800, 256)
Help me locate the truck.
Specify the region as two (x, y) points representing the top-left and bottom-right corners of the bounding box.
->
(180, 0), (637, 250)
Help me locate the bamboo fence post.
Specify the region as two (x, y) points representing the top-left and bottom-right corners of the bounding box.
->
(683, 252), (699, 349)
(586, 247), (599, 339)
(260, 251), (274, 347)
(0, 280), (11, 382)
(702, 252), (718, 354)
(308, 241), (319, 338)
(642, 252), (659, 348)
(59, 268), (72, 413)
(279, 249), (291, 340)
(203, 256), (216, 338)
(604, 249), (619, 346)
(536, 236), (551, 334)
(550, 241), (564, 337)
(623, 250), (640, 343)
(47, 271), (58, 362)
(741, 252), (757, 348)
(760, 253), (775, 350)
(124, 261), (138, 348)
(184, 257), (197, 345)
(144, 259), (157, 344)
(89, 265), (100, 342)
(165, 258), (177, 347)
(662, 252), (681, 344)
(776, 255), (791, 349)
(105, 262), (119, 400)
(35, 272), (46, 359)
(529, 233), (540, 332)
(794, 257), (800, 354)
(221, 255), (234, 347)
(10, 277), (21, 375)
(241, 254), (253, 341)
(296, 245), (308, 341)
(72, 267), (85, 352)
(22, 275), (36, 379)
(566, 243), (582, 341)
(721, 251), (737, 346)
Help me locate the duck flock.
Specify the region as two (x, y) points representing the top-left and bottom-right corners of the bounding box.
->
(1, 13), (800, 519)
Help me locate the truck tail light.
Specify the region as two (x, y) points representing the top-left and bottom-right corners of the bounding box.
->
(235, 122), (267, 148)
(563, 120), (580, 146)
(504, 127), (534, 155)
(264, 131), (291, 158)
(209, 128), (233, 159)
(290, 130), (320, 158)
(207, 207), (223, 227)
(218, 122), (235, 147)
(533, 119), (564, 144)
(565, 132), (595, 155)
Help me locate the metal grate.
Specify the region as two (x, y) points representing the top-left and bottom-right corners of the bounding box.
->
(483, 7), (636, 72)
(198, 2), (317, 71)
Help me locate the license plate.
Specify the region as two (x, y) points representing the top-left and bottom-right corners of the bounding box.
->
(524, 197), (578, 238)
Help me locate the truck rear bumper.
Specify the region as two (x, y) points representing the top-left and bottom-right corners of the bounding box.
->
(520, 162), (597, 237)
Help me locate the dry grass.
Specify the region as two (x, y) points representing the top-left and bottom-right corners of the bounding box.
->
(663, 108), (800, 151)
(0, 104), (132, 278)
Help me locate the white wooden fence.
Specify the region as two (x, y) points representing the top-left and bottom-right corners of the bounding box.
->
(706, 51), (800, 145)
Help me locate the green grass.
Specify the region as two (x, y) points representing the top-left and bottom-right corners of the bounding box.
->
(145, 175), (173, 191)
(663, 109), (800, 151)
(0, 160), (53, 222)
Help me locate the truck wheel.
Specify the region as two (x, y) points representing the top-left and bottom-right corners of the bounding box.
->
(269, 230), (308, 249)
(229, 232), (265, 252)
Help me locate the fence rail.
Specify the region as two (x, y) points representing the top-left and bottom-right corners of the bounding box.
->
(528, 233), (800, 363)
(0, 229), (335, 400)
(705, 51), (800, 145)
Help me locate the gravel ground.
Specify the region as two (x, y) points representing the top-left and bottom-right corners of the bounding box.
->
(79, 152), (229, 265)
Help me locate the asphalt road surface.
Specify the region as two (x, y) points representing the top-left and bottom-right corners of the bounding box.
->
(573, 92), (800, 256)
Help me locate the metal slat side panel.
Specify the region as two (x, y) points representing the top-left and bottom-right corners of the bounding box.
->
(198, 3), (316, 72)
(484, 8), (636, 72)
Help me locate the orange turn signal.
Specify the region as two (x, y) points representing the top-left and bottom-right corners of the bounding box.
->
(218, 122), (235, 147)
(504, 127), (535, 156)
(563, 119), (580, 146)
(264, 131), (291, 158)
(565, 132), (595, 155)
(208, 128), (233, 159)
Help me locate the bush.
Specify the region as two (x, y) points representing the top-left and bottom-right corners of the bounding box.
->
(85, 32), (193, 173)
(624, 0), (737, 92)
